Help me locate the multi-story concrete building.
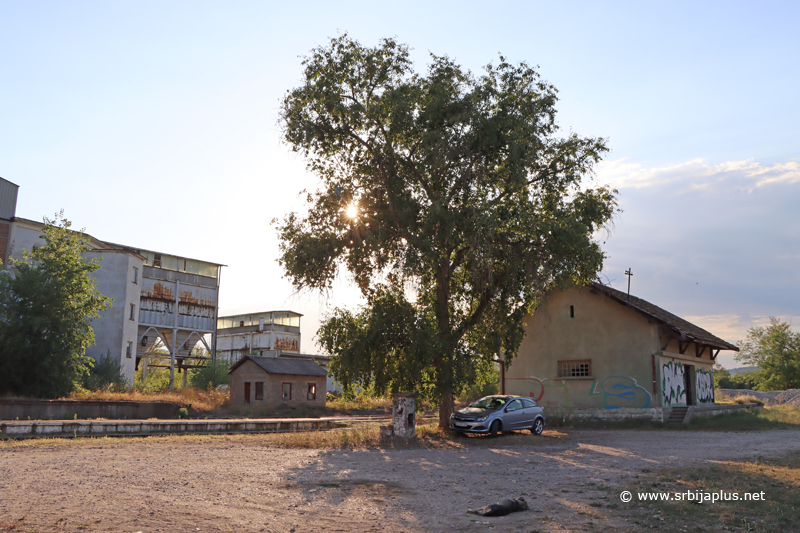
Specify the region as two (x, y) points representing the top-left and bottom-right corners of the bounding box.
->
(215, 310), (302, 363)
(216, 310), (334, 391)
(0, 178), (224, 387)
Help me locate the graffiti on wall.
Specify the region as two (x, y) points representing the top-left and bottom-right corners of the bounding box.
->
(588, 376), (651, 409)
(506, 377), (570, 407)
(696, 369), (714, 403)
(662, 361), (686, 406)
(507, 375), (651, 409)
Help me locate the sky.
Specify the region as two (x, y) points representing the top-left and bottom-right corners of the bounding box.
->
(2, 1), (798, 368)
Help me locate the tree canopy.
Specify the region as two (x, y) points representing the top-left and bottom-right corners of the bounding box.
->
(0, 213), (111, 398)
(277, 35), (618, 427)
(735, 317), (800, 391)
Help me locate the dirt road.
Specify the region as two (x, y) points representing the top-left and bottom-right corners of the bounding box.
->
(2, 428), (799, 532)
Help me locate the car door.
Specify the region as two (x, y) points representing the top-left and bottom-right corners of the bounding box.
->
(503, 399), (526, 430)
(520, 398), (539, 427)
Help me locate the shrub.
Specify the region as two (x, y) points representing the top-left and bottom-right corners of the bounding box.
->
(83, 351), (128, 391)
(188, 358), (230, 389)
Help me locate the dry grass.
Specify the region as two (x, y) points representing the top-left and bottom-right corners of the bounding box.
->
(615, 451), (800, 532)
(66, 387), (229, 412)
(325, 395), (393, 413)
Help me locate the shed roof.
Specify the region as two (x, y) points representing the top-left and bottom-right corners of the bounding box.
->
(590, 282), (738, 351)
(228, 356), (328, 376)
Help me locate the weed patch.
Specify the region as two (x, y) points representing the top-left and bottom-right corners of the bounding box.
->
(614, 452), (800, 532)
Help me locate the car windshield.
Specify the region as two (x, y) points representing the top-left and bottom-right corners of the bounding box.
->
(469, 397), (507, 410)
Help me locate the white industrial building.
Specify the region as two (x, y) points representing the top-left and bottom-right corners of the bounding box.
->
(0, 178), (224, 387)
(216, 310), (333, 390)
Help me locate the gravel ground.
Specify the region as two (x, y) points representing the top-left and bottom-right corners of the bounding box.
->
(2, 428), (800, 533)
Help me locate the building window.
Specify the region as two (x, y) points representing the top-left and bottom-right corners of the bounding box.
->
(307, 383), (316, 401)
(558, 359), (592, 378)
(255, 382), (264, 401)
(282, 383), (292, 401)
(126, 341), (132, 359)
(129, 304), (136, 321)
(132, 266), (138, 284)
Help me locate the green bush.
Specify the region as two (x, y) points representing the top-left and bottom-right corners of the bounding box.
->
(188, 358), (230, 390)
(83, 351), (128, 391)
(133, 357), (185, 392)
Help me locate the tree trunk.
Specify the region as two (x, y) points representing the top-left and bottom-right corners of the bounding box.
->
(438, 389), (454, 430)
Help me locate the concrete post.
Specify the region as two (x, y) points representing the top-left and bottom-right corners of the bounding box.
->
(392, 393), (418, 439)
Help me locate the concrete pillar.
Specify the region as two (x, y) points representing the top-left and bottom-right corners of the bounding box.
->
(391, 393), (418, 439)
(170, 329), (177, 391)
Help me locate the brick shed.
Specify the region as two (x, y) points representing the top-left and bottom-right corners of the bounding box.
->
(228, 356), (327, 409)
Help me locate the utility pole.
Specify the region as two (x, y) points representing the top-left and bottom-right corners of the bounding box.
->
(625, 268), (633, 301)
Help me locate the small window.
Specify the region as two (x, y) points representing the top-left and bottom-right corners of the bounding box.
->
(129, 304), (136, 321)
(521, 398), (536, 408)
(255, 382), (264, 400)
(558, 359), (592, 377)
(126, 341), (132, 358)
(132, 267), (138, 284)
(153, 253), (162, 267)
(506, 399), (523, 411)
(307, 383), (316, 401)
(282, 383), (292, 401)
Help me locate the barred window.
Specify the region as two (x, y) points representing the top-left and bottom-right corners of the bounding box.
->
(558, 359), (592, 377)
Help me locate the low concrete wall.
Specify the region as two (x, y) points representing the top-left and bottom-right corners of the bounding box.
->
(1, 418), (344, 439)
(689, 403), (762, 419)
(548, 407), (665, 422)
(546, 403), (761, 424)
(0, 399), (179, 421)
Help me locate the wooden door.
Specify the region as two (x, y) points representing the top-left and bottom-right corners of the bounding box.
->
(244, 382), (251, 404)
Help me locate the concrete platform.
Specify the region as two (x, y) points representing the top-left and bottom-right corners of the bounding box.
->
(0, 418), (348, 439)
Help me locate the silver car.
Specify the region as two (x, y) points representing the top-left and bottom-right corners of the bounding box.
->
(450, 395), (546, 437)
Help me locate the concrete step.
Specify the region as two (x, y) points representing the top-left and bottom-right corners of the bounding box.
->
(667, 407), (690, 424)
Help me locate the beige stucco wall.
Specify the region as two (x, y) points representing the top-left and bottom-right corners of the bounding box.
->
(229, 359), (326, 411)
(506, 287), (659, 409)
(506, 286), (720, 409)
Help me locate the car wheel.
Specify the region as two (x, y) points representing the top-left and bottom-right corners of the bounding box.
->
(531, 418), (544, 435)
(490, 420), (501, 437)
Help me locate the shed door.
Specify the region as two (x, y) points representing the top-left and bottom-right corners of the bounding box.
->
(244, 382), (251, 404)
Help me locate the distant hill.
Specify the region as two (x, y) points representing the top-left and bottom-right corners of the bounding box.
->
(728, 366), (758, 375)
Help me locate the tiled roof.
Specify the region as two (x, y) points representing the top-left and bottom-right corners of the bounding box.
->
(591, 282), (739, 351)
(229, 356), (328, 376)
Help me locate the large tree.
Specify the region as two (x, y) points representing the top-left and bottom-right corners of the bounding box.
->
(736, 318), (800, 391)
(277, 35), (617, 428)
(0, 213), (111, 398)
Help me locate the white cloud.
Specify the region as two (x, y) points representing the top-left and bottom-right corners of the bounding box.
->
(596, 157), (800, 191)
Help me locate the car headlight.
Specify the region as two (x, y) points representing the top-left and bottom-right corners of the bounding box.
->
(475, 416), (488, 422)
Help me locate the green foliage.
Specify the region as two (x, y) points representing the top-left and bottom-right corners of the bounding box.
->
(278, 35), (617, 426)
(177, 407), (189, 419)
(83, 350), (128, 391)
(736, 318), (800, 391)
(458, 363), (500, 401)
(712, 363), (762, 390)
(134, 357), (185, 393)
(188, 357), (230, 389)
(0, 212), (112, 398)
